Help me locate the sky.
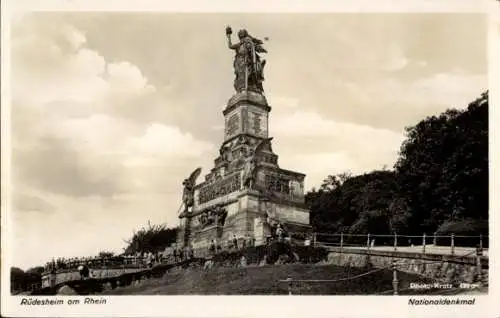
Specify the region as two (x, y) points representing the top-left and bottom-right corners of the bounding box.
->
(8, 12), (487, 269)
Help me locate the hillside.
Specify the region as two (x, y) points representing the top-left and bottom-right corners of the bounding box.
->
(100, 264), (445, 295)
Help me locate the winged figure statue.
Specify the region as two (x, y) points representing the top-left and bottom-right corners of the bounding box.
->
(181, 167), (202, 215)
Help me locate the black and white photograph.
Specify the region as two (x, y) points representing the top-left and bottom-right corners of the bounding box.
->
(1, 2), (496, 317)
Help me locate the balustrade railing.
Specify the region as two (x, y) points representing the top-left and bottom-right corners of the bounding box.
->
(305, 232), (488, 257)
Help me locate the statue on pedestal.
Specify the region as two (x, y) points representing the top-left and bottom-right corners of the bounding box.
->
(217, 206), (228, 226)
(198, 205), (228, 229)
(181, 167), (202, 215)
(242, 157), (257, 189)
(241, 138), (274, 189)
(226, 26), (267, 94)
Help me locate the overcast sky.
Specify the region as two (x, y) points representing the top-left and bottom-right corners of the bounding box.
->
(9, 12), (486, 269)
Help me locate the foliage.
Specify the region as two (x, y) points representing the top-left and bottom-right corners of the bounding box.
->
(293, 245), (329, 263)
(307, 170), (399, 234)
(123, 221), (178, 255)
(395, 91), (488, 234)
(305, 91), (489, 240)
(98, 251), (115, 258)
(11, 267), (42, 293)
(210, 243), (328, 265)
(435, 219), (489, 247)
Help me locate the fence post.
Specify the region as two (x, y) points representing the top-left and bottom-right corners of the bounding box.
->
(367, 233), (371, 250)
(451, 233), (455, 255)
(433, 232), (437, 246)
(312, 233), (317, 247)
(422, 233), (426, 254)
(286, 277), (293, 295)
(340, 233), (344, 250)
(392, 260), (399, 295)
(476, 246), (483, 285)
(393, 232), (398, 251)
(479, 234), (483, 250)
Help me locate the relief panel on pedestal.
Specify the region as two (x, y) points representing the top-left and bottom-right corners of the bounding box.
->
(197, 173), (241, 205)
(245, 106), (268, 138)
(274, 205), (309, 224)
(225, 109), (242, 140)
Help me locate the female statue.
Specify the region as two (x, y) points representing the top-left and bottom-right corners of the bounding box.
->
(226, 26), (267, 94)
(242, 156), (257, 189)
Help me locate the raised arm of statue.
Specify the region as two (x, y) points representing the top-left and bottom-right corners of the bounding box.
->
(226, 26), (268, 94)
(226, 26), (239, 50)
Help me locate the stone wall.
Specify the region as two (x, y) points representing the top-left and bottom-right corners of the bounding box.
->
(42, 268), (144, 288)
(324, 248), (488, 285)
(274, 204), (309, 224)
(185, 184), (310, 252)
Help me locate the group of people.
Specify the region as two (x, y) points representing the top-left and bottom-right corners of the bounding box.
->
(171, 247), (194, 263)
(44, 256), (111, 273)
(208, 235), (257, 254)
(42, 251), (181, 274)
(43, 224), (292, 275)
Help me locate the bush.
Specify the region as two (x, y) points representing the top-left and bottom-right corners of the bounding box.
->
(211, 246), (266, 265)
(123, 222), (178, 255)
(435, 219), (488, 247)
(293, 245), (328, 263)
(241, 246), (268, 264)
(209, 243), (328, 266)
(11, 267), (42, 293)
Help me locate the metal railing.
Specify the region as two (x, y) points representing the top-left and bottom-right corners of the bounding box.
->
(41, 232), (487, 275)
(302, 232), (488, 257)
(279, 246), (486, 295)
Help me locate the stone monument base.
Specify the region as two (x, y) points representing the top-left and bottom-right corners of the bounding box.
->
(177, 78), (312, 251)
(186, 188), (311, 252)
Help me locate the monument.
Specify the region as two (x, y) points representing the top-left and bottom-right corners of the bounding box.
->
(177, 27), (311, 253)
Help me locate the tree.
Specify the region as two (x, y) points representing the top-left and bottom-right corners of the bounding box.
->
(319, 172), (351, 192)
(11, 267), (42, 293)
(307, 170), (399, 234)
(306, 91), (488, 239)
(387, 196), (411, 234)
(123, 222), (178, 255)
(98, 251), (115, 258)
(395, 91), (488, 234)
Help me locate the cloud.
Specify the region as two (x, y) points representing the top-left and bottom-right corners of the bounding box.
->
(271, 107), (404, 189)
(383, 45), (409, 71)
(12, 188), (56, 214)
(210, 125), (224, 131)
(409, 71), (486, 109)
(124, 123), (214, 167)
(13, 135), (125, 198)
(334, 70), (486, 131)
(11, 15), (214, 199)
(267, 95), (300, 110)
(272, 109), (404, 146)
(106, 62), (156, 98)
(9, 16), (217, 268)
(12, 18), (154, 112)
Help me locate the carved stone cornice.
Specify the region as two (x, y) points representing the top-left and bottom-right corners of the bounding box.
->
(223, 91), (271, 116)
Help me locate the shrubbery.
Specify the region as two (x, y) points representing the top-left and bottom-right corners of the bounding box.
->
(123, 222), (178, 255)
(210, 242), (328, 266)
(10, 267), (44, 293)
(435, 219), (488, 248)
(293, 245), (329, 263)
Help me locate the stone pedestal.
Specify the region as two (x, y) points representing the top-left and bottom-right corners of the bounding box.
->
(178, 91), (311, 249)
(254, 218), (269, 246)
(193, 225), (222, 248)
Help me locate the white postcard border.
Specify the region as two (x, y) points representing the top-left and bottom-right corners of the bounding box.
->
(1, 0), (498, 317)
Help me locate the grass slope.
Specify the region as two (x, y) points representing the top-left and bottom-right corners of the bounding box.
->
(101, 264), (450, 295)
